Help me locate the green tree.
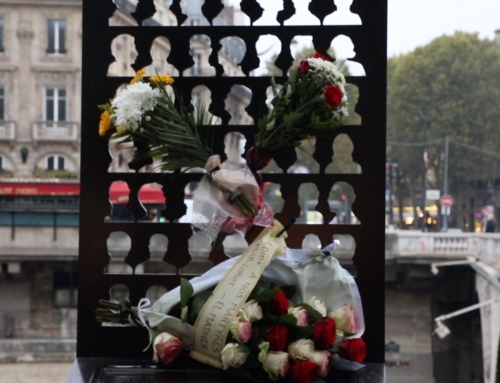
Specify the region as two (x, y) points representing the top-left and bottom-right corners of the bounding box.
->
(387, 33), (500, 229)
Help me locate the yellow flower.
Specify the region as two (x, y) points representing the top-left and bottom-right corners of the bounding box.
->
(149, 74), (175, 85)
(130, 69), (146, 84)
(99, 110), (111, 136)
(116, 125), (125, 134)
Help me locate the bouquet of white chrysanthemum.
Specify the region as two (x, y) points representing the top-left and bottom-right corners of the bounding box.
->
(110, 81), (161, 132)
(98, 71), (215, 171)
(98, 71), (273, 235)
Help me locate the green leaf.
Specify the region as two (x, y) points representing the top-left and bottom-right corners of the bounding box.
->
(249, 287), (279, 302)
(288, 326), (313, 343)
(277, 314), (297, 326)
(180, 305), (189, 323)
(190, 290), (212, 317)
(180, 278), (194, 306)
(298, 303), (323, 322)
(260, 314), (278, 324)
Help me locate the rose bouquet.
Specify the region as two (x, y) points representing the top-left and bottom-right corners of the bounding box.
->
(98, 70), (273, 237)
(246, 53), (349, 173)
(96, 222), (366, 383)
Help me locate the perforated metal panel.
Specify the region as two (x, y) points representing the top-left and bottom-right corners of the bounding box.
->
(78, 0), (387, 362)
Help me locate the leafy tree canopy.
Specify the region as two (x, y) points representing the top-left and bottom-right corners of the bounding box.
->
(387, 33), (500, 211)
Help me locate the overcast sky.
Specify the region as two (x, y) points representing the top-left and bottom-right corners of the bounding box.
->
(225, 0), (500, 58)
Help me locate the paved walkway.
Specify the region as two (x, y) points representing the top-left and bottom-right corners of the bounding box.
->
(0, 363), (73, 383)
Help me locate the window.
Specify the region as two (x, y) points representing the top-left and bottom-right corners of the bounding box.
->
(0, 87), (5, 120)
(46, 154), (65, 170)
(47, 19), (66, 54)
(53, 270), (78, 308)
(0, 19), (4, 53)
(45, 88), (66, 122)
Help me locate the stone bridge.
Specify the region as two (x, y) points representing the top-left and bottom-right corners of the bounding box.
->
(1, 227), (499, 381)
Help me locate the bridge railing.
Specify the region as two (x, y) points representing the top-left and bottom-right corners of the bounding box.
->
(386, 231), (500, 265)
(2, 226), (500, 268)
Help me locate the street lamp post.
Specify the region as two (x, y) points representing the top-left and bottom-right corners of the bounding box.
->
(416, 110), (428, 231)
(443, 135), (449, 231)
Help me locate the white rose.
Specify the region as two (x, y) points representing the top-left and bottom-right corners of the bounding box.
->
(308, 350), (332, 377)
(229, 318), (252, 343)
(220, 343), (248, 370)
(288, 339), (314, 360)
(287, 307), (309, 326)
(262, 351), (290, 381)
(329, 304), (357, 334)
(152, 332), (184, 365)
(238, 299), (263, 322)
(307, 296), (327, 317)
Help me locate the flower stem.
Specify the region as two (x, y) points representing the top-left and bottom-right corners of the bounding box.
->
(206, 174), (257, 219)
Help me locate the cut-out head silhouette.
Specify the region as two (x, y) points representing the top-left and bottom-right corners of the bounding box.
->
(333, 133), (354, 160)
(335, 0), (354, 11)
(332, 35), (356, 60)
(324, 1), (361, 25)
(221, 132), (246, 169)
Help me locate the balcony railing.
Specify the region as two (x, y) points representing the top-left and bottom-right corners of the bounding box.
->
(0, 120), (16, 140)
(32, 121), (79, 141)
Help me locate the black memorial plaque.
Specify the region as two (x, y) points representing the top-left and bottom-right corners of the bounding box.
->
(79, 0), (387, 368)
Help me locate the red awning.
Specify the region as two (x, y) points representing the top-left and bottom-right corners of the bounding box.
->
(0, 181), (165, 205)
(109, 182), (165, 205)
(0, 182), (80, 196)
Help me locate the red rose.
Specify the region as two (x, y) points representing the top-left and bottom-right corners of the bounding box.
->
(312, 318), (336, 349)
(339, 338), (366, 363)
(298, 60), (310, 75)
(266, 324), (288, 351)
(268, 287), (290, 315)
(290, 360), (318, 383)
(323, 85), (343, 108)
(152, 332), (184, 365)
(312, 52), (331, 61)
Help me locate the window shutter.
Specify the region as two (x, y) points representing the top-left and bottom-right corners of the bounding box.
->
(58, 89), (66, 121)
(47, 20), (55, 53)
(59, 21), (66, 54)
(58, 156), (65, 170)
(0, 19), (4, 53)
(47, 156), (54, 170)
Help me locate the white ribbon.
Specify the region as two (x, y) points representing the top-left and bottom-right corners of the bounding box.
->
(136, 298), (154, 351)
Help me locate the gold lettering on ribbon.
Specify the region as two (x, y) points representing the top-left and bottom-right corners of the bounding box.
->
(190, 222), (285, 369)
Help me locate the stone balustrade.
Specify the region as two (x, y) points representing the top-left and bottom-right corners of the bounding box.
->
(386, 230), (500, 268)
(32, 121), (79, 141)
(2, 225), (500, 268)
(0, 120), (17, 141)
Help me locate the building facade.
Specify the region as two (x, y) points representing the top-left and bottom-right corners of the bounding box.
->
(0, 0), (82, 179)
(0, 0), (250, 362)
